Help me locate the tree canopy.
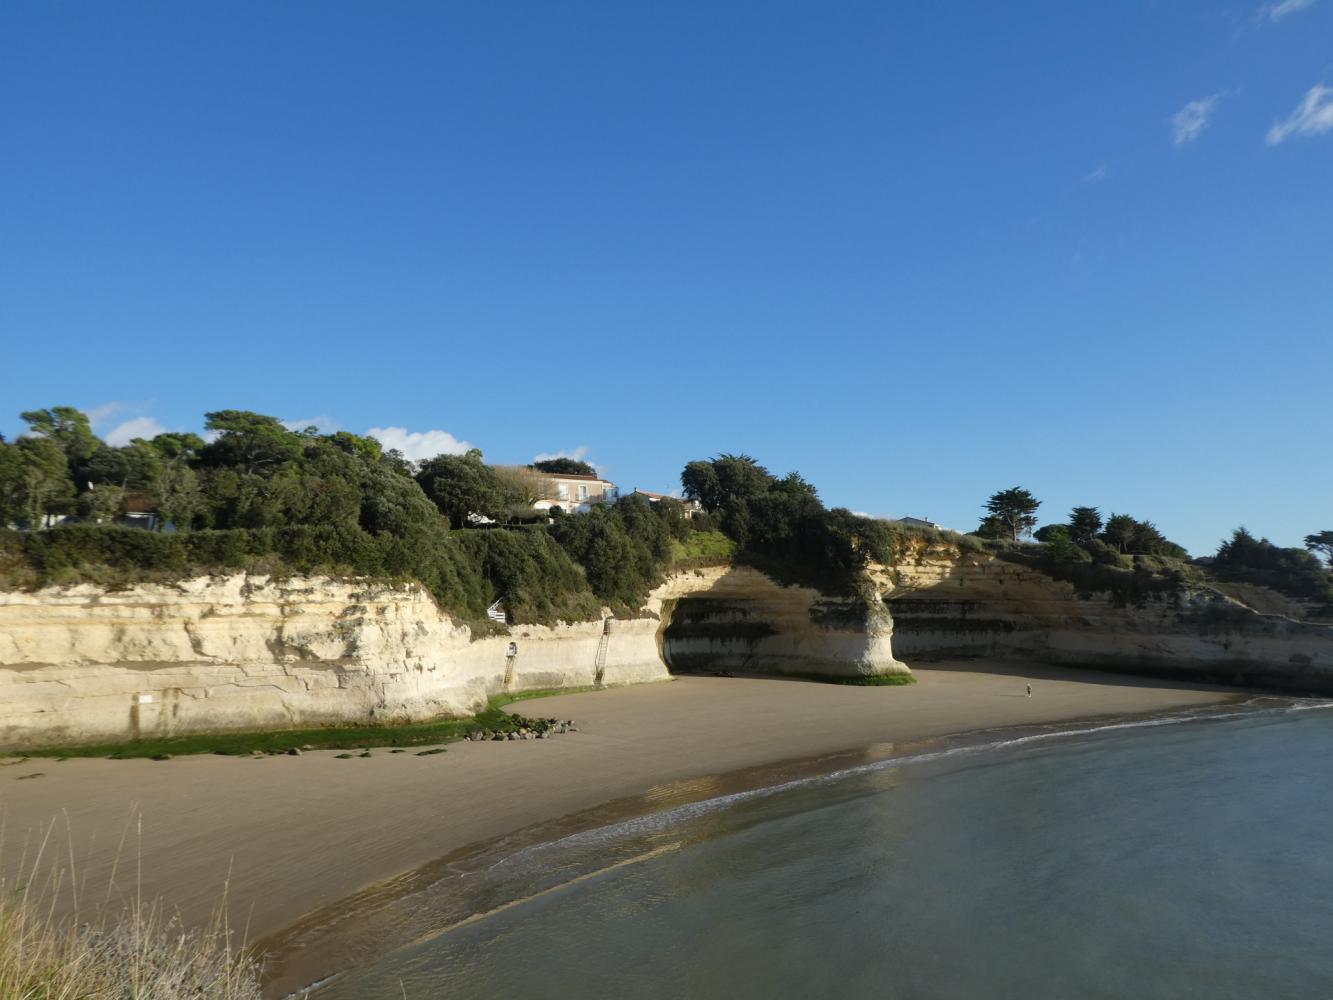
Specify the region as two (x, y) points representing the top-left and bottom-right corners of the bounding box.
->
(980, 487), (1041, 541)
(680, 453), (903, 593)
(1215, 527), (1332, 604)
(1304, 531), (1333, 568)
(0, 406), (721, 626)
(531, 458), (596, 477)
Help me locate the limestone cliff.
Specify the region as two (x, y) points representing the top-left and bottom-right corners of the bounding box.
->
(4, 544), (1331, 749)
(653, 566), (908, 681)
(874, 543), (1333, 694)
(0, 575), (668, 749)
(0, 563), (914, 748)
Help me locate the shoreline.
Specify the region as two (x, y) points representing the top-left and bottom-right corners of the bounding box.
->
(0, 662), (1246, 992)
(262, 696), (1275, 997)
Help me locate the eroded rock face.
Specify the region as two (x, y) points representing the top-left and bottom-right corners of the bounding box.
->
(874, 545), (1333, 693)
(0, 565), (914, 747)
(0, 576), (669, 749)
(653, 566), (909, 681)
(4, 545), (1330, 748)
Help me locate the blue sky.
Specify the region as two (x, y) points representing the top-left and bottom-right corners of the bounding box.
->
(2, 2), (1330, 555)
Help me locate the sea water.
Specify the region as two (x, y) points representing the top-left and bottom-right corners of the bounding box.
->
(312, 702), (1333, 999)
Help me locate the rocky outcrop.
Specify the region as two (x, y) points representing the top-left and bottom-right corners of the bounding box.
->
(0, 564), (915, 748)
(0, 575), (669, 749)
(874, 544), (1333, 694)
(653, 566), (908, 681)
(4, 544), (1331, 749)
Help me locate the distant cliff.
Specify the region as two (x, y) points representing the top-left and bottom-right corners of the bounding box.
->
(873, 541), (1333, 694)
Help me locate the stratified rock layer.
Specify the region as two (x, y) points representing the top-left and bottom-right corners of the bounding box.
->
(3, 544), (1331, 748)
(656, 566), (906, 680)
(876, 545), (1333, 693)
(0, 566), (909, 748)
(0, 575), (668, 748)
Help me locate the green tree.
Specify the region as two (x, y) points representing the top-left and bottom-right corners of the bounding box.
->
(358, 460), (441, 536)
(1100, 513), (1139, 553)
(416, 450), (505, 528)
(982, 487), (1041, 541)
(77, 483), (127, 523)
(531, 457), (596, 476)
(153, 462), (203, 530)
(200, 411), (303, 474)
(14, 436), (76, 527)
(682, 454), (777, 547)
(1216, 526), (1330, 603)
(1034, 523), (1068, 543)
(651, 496), (692, 541)
(1034, 524), (1087, 562)
(1097, 514), (1187, 557)
(1305, 531), (1333, 568)
(329, 431), (383, 463)
(148, 433), (205, 529)
(20, 407), (98, 465)
(0, 439), (24, 525)
(149, 432), (206, 462)
(1068, 506), (1103, 547)
(86, 440), (164, 491)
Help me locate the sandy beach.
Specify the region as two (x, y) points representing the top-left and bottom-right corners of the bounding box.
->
(0, 660), (1239, 957)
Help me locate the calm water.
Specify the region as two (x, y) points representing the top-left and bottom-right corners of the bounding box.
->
(314, 702), (1333, 1000)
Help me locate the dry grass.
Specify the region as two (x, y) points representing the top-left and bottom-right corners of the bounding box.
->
(0, 815), (262, 999)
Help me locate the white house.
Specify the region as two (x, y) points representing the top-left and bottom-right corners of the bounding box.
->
(532, 473), (620, 514)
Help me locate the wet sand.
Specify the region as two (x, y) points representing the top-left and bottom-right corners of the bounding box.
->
(0, 662), (1237, 950)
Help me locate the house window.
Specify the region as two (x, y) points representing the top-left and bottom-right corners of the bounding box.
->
(579, 485), (588, 500)
(558, 484), (569, 500)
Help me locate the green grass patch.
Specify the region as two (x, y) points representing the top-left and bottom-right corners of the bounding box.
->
(844, 673), (916, 686)
(669, 530), (736, 567)
(10, 702), (533, 759)
(8, 685), (610, 760)
(782, 672), (917, 687)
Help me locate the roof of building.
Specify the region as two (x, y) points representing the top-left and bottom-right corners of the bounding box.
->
(124, 493), (157, 514)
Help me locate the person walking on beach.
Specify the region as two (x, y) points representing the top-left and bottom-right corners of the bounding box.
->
(1026, 683), (1032, 698)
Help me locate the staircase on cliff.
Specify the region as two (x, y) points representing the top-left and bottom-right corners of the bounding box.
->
(593, 618), (611, 686)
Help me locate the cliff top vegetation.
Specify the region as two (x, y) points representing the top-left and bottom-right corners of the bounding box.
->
(3, 407), (1328, 618)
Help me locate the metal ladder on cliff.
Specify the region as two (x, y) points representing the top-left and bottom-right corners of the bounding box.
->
(593, 619), (611, 686)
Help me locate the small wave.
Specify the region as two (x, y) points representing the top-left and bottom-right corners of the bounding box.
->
(491, 701), (1300, 866)
(285, 697), (1329, 997)
(1286, 700), (1333, 712)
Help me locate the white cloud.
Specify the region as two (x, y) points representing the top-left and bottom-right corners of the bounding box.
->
(1260, 0), (1317, 22)
(1082, 164), (1109, 183)
(1267, 83), (1333, 144)
(105, 417), (167, 447)
(85, 402), (126, 429)
(366, 426), (474, 462)
(283, 415), (339, 434)
(1171, 93), (1225, 145)
(533, 445), (590, 464)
